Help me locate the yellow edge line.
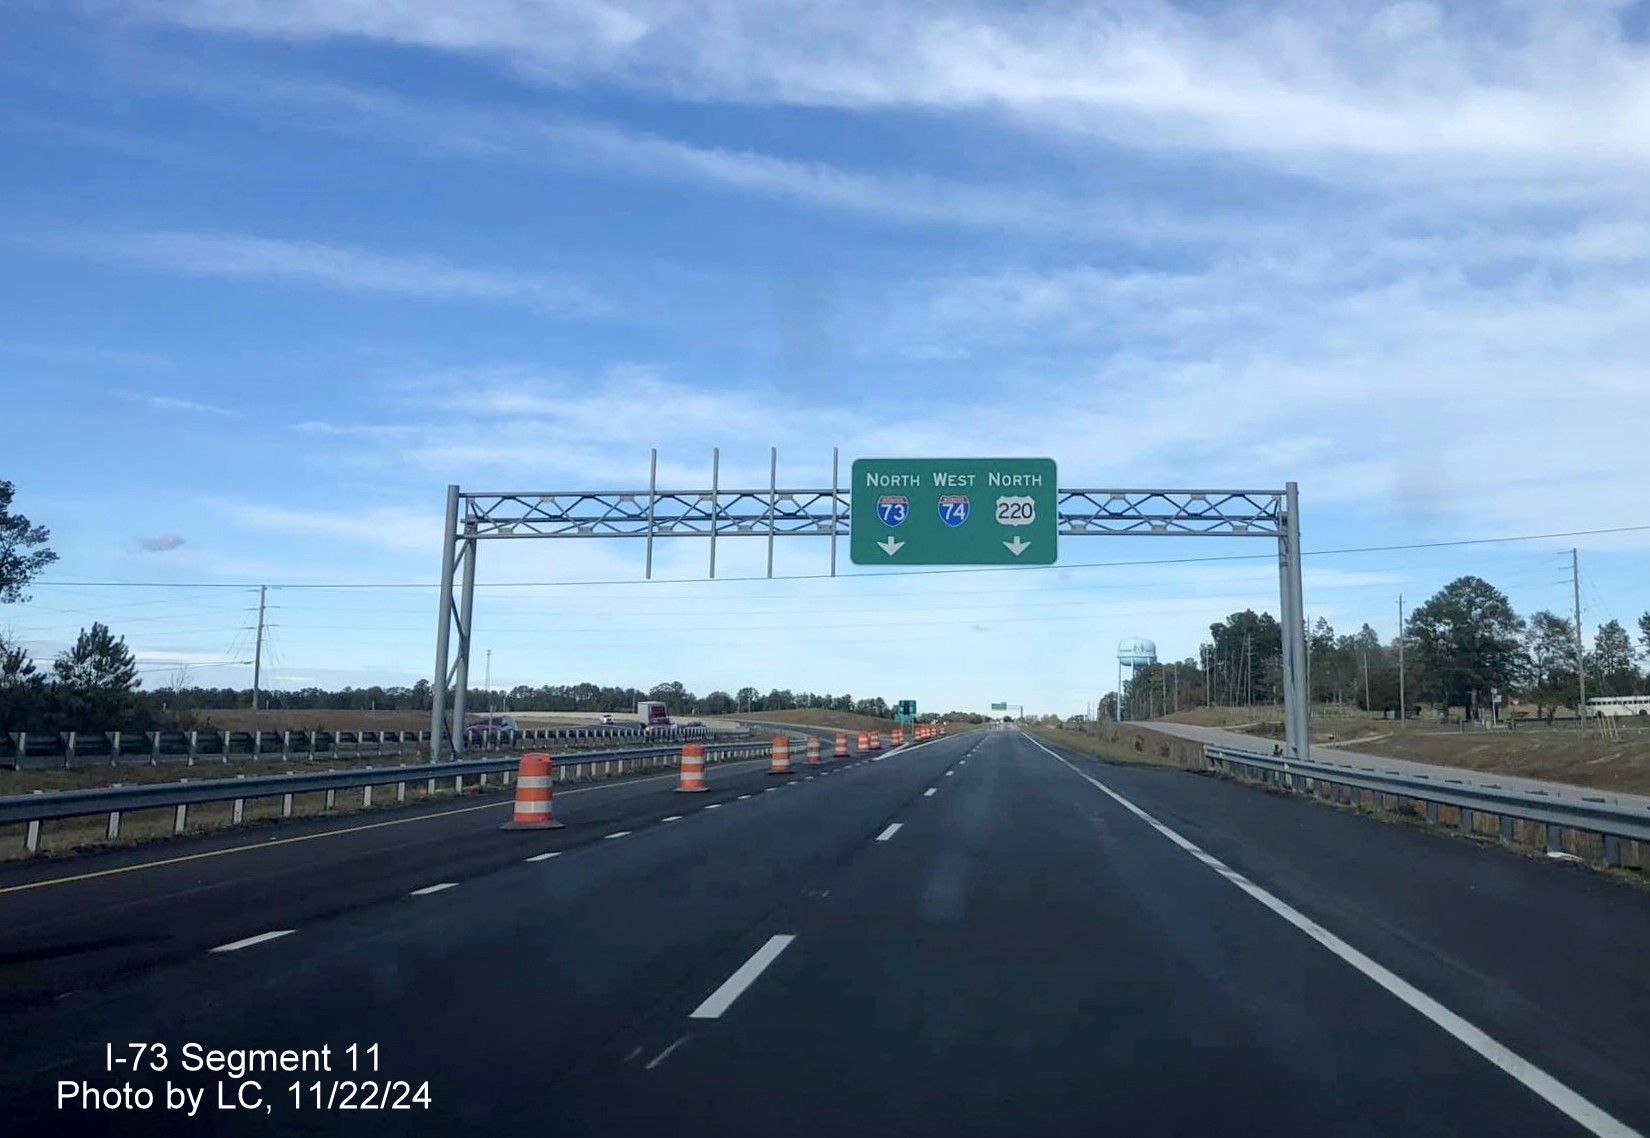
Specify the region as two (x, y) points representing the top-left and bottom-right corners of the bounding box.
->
(0, 759), (770, 897)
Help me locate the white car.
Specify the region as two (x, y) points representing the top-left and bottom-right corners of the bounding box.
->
(600, 714), (615, 725)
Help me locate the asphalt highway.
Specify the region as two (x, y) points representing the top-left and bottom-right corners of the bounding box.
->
(1, 727), (1646, 1136)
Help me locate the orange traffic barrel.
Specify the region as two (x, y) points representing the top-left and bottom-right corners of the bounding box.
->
(834, 731), (849, 759)
(805, 736), (822, 765)
(677, 742), (708, 793)
(769, 734), (793, 775)
(892, 727), (904, 746)
(868, 732), (881, 753)
(500, 753), (565, 829)
(857, 730), (870, 753)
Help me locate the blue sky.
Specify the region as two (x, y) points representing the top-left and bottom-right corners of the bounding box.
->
(3, 0), (1649, 714)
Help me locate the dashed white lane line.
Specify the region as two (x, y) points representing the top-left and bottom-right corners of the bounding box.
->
(924, 788), (937, 797)
(525, 851), (562, 862)
(409, 883), (458, 896)
(646, 1034), (691, 1070)
(765, 787), (778, 793)
(604, 831), (632, 840)
(1020, 732), (1644, 1138)
(689, 935), (797, 1020)
(876, 823), (903, 842)
(661, 815), (684, 823)
(945, 770), (955, 777)
(705, 803), (723, 810)
(210, 929), (293, 953)
(737, 794), (753, 800)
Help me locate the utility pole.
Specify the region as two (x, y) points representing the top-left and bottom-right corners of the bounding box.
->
(1397, 595), (1406, 723)
(1245, 634), (1253, 712)
(251, 584), (266, 713)
(484, 648), (493, 713)
(1573, 548), (1586, 723)
(1362, 648), (1371, 714)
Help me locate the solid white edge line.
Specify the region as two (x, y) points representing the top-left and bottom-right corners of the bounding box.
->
(409, 882), (458, 896)
(876, 822), (903, 842)
(209, 929), (293, 953)
(525, 851), (562, 862)
(1018, 732), (1645, 1138)
(688, 934), (797, 1019)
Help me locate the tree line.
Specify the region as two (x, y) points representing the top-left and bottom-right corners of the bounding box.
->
(1, 634), (910, 734)
(1113, 575), (1650, 721)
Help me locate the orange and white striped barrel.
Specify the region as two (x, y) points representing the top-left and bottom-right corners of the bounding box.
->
(769, 734), (793, 775)
(857, 730), (870, 753)
(892, 727), (904, 746)
(805, 736), (822, 765)
(500, 753), (565, 830)
(834, 731), (849, 759)
(868, 732), (881, 753)
(676, 743), (708, 792)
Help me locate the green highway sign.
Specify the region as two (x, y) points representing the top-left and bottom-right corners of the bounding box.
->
(850, 457), (1058, 566)
(991, 701), (1008, 711)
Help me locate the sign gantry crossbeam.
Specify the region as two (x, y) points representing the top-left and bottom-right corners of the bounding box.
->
(457, 489), (1286, 540)
(431, 447), (1306, 769)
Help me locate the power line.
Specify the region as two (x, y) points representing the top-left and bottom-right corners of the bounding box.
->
(29, 521), (1650, 593)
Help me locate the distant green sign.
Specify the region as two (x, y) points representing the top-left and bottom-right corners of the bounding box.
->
(991, 701), (1008, 711)
(850, 458), (1058, 566)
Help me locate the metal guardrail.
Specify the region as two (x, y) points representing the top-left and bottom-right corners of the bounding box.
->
(0, 740), (777, 854)
(2, 723), (742, 769)
(1204, 744), (1650, 866)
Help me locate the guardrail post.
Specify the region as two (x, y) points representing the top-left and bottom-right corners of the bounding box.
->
(220, 731), (229, 764)
(174, 802), (188, 834)
(65, 731), (77, 765)
(282, 788), (293, 817)
(325, 788), (336, 810)
(480, 772), (489, 788)
(149, 731), (160, 766)
(1545, 824), (1562, 855)
(188, 731), (197, 765)
(282, 731), (292, 761)
(11, 731), (24, 770)
(110, 730), (121, 766)
(1459, 807), (1474, 835)
(1603, 834), (1622, 867)
(26, 816), (41, 853)
(307, 731), (318, 761)
(363, 784), (373, 807)
(427, 776), (437, 796)
(455, 775), (463, 794)
(233, 775), (246, 823)
(107, 808), (121, 840)
(251, 730), (261, 762)
(397, 781), (407, 803)
(1425, 801), (1439, 825)
(1498, 815), (1514, 844)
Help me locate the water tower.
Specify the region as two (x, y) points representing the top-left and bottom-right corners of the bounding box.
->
(1117, 637), (1158, 721)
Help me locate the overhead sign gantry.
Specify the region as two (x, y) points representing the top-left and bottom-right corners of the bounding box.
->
(430, 449), (1307, 764)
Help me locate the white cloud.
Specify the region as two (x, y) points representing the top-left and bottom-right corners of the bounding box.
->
(142, 394), (240, 416)
(64, 230), (606, 315)
(127, 0), (1650, 187)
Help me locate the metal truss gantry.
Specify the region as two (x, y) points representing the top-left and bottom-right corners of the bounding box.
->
(431, 448), (1308, 763)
